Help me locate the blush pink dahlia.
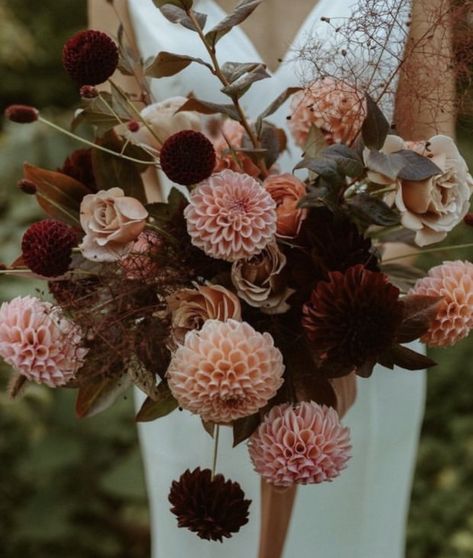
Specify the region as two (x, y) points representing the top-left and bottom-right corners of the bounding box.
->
(289, 77), (367, 147)
(409, 260), (473, 347)
(248, 402), (351, 487)
(184, 170), (277, 262)
(167, 319), (284, 423)
(0, 296), (88, 387)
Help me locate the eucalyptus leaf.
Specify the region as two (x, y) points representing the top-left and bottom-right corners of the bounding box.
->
(145, 51), (212, 78)
(221, 63), (269, 98)
(380, 344), (437, 371)
(153, 0), (193, 10)
(256, 86), (302, 133)
(361, 94), (390, 150)
(176, 97), (240, 120)
(395, 149), (442, 181)
(205, 0), (262, 48)
(322, 144), (364, 177)
(233, 413), (260, 446)
(158, 5), (207, 32)
(303, 125), (328, 159)
(76, 373), (132, 419)
(221, 61), (262, 83)
(135, 381), (179, 422)
(365, 149), (405, 181)
(398, 294), (443, 343)
(347, 193), (400, 226)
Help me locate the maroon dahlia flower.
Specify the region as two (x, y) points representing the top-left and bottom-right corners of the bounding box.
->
(302, 264), (403, 378)
(22, 220), (79, 278)
(59, 148), (96, 191)
(62, 30), (118, 86)
(168, 468), (251, 542)
(160, 130), (216, 186)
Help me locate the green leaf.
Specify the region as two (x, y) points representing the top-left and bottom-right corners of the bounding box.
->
(91, 131), (148, 204)
(145, 51), (212, 78)
(135, 381), (178, 422)
(395, 149), (442, 181)
(153, 0), (193, 9)
(380, 344), (437, 371)
(322, 144), (365, 177)
(233, 413), (260, 446)
(361, 94), (390, 150)
(294, 156), (343, 185)
(176, 97), (240, 120)
(157, 4), (207, 32)
(221, 61), (262, 83)
(205, 0), (262, 47)
(76, 373), (132, 419)
(256, 86), (302, 133)
(381, 262), (424, 292)
(365, 149), (405, 181)
(398, 294), (443, 343)
(347, 192), (401, 226)
(146, 187), (188, 225)
(71, 92), (130, 134)
(221, 63), (269, 98)
(23, 162), (89, 226)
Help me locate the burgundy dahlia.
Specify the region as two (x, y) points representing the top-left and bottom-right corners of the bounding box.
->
(4, 104), (39, 124)
(60, 148), (96, 191)
(302, 265), (403, 377)
(62, 30), (118, 86)
(160, 130), (216, 186)
(168, 468), (251, 542)
(22, 220), (79, 278)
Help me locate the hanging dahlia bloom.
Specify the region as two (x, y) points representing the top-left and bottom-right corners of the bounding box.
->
(184, 170), (277, 262)
(0, 296), (88, 387)
(62, 30), (118, 86)
(167, 319), (284, 423)
(160, 130), (216, 186)
(409, 260), (473, 347)
(22, 219), (79, 278)
(169, 468), (251, 541)
(248, 402), (351, 487)
(302, 265), (403, 377)
(119, 230), (162, 280)
(289, 77), (367, 147)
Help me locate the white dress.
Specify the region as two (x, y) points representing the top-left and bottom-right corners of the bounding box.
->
(129, 1), (426, 557)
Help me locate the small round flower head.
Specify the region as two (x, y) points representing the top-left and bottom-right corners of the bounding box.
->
(248, 402), (351, 487)
(169, 468), (251, 541)
(409, 260), (473, 347)
(62, 30), (118, 86)
(22, 219), (79, 278)
(289, 77), (366, 147)
(17, 179), (37, 195)
(0, 296), (88, 387)
(4, 104), (39, 124)
(167, 319), (284, 423)
(184, 170), (277, 262)
(160, 130), (216, 186)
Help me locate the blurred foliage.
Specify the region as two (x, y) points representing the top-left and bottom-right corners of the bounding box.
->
(0, 2), (472, 557)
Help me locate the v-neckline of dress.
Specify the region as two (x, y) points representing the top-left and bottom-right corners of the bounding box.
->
(203, 0), (330, 75)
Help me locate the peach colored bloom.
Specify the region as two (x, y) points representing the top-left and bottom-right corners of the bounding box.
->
(213, 119), (260, 178)
(0, 296), (87, 387)
(167, 283), (242, 345)
(184, 170), (277, 262)
(366, 135), (473, 246)
(289, 77), (366, 147)
(409, 260), (473, 347)
(264, 173), (307, 238)
(248, 402), (351, 487)
(120, 230), (162, 280)
(167, 319), (284, 423)
(231, 241), (294, 314)
(79, 187), (148, 262)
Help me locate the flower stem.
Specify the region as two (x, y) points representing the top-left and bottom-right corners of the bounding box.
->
(211, 425), (220, 480)
(383, 242), (473, 263)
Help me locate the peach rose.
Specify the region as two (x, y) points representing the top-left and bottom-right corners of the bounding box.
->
(125, 96), (201, 150)
(366, 135), (473, 246)
(264, 173), (307, 238)
(231, 241), (294, 314)
(213, 119), (260, 178)
(79, 187), (148, 262)
(167, 283), (242, 345)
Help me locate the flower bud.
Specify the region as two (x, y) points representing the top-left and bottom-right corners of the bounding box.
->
(4, 104), (39, 124)
(17, 179), (37, 195)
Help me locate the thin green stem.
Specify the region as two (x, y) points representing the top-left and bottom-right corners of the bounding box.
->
(383, 242), (473, 263)
(211, 425), (220, 480)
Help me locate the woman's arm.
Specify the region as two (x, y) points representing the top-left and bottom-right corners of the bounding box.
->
(395, 0), (456, 139)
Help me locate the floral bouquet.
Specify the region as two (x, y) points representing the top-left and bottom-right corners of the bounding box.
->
(2, 0), (473, 543)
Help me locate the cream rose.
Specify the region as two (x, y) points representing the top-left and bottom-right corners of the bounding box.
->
(79, 188), (148, 262)
(167, 283), (242, 345)
(126, 96), (201, 150)
(264, 173), (307, 238)
(231, 241), (294, 314)
(366, 135), (473, 246)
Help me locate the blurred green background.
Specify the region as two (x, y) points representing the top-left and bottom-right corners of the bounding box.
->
(0, 1), (472, 557)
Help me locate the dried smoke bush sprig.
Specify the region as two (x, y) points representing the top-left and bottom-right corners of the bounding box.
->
(168, 468), (251, 541)
(302, 265), (403, 378)
(120, 230), (163, 281)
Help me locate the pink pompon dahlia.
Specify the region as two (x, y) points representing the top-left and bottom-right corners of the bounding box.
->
(248, 402), (351, 487)
(184, 170), (277, 262)
(289, 77), (367, 147)
(0, 296), (88, 387)
(167, 319), (284, 423)
(409, 260), (473, 347)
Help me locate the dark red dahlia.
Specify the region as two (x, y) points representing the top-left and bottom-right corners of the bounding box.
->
(302, 265), (403, 378)
(62, 30), (118, 86)
(168, 468), (251, 542)
(160, 130), (216, 186)
(4, 104), (39, 123)
(22, 220), (79, 278)
(59, 148), (96, 191)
